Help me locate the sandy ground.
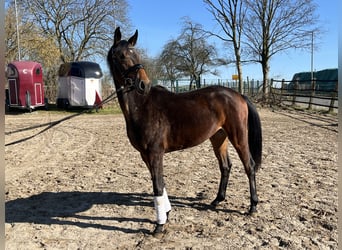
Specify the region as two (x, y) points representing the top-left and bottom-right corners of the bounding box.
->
(5, 107), (337, 249)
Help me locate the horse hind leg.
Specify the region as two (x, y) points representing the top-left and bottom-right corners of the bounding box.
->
(246, 156), (258, 214)
(229, 131), (258, 214)
(210, 129), (232, 207)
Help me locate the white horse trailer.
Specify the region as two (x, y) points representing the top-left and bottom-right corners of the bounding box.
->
(57, 61), (103, 109)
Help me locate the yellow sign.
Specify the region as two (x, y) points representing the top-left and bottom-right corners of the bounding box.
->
(232, 74), (239, 80)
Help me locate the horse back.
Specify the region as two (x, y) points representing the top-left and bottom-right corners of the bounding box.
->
(146, 85), (248, 152)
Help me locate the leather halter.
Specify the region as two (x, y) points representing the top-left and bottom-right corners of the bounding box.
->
(113, 61), (149, 95)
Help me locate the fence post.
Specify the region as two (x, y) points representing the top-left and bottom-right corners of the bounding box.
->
(251, 79), (254, 95)
(246, 76), (250, 95)
(329, 81), (338, 112)
(280, 79), (285, 104)
(308, 78), (316, 110)
(269, 79), (274, 104)
(292, 79), (298, 106)
(257, 80), (260, 95)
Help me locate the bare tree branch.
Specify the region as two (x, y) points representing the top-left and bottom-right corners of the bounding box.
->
(244, 0), (319, 96)
(158, 18), (220, 89)
(21, 0), (130, 62)
(203, 0), (247, 93)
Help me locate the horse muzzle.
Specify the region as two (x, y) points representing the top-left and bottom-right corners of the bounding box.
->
(120, 64), (151, 95)
(135, 66), (151, 95)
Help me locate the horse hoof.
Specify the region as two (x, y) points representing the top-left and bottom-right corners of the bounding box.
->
(210, 201), (218, 207)
(211, 198), (223, 207)
(248, 206), (257, 215)
(152, 224), (166, 238)
(166, 211), (170, 222)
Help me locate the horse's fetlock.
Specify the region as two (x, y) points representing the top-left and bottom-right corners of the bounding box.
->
(153, 223), (167, 238)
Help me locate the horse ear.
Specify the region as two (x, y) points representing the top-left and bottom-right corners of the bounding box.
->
(128, 30), (138, 46)
(114, 27), (121, 46)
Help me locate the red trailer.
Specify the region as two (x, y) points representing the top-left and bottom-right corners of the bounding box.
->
(6, 61), (46, 111)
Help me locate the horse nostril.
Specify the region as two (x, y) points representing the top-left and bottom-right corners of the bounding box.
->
(139, 81), (145, 90)
(136, 80), (150, 95)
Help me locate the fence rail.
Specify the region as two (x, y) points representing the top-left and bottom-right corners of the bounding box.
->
(158, 78), (338, 112)
(157, 78), (263, 95)
(270, 79), (338, 112)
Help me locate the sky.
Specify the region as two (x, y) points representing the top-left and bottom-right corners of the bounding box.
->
(124, 0), (338, 81)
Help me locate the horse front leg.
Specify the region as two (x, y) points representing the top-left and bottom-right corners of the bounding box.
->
(210, 131), (232, 207)
(211, 154), (232, 207)
(153, 187), (171, 236)
(141, 152), (171, 236)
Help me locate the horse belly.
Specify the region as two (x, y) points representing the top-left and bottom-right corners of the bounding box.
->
(166, 118), (221, 152)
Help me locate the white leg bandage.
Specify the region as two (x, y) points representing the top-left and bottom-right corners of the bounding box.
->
(163, 188), (171, 213)
(154, 196), (167, 224)
(154, 188), (172, 224)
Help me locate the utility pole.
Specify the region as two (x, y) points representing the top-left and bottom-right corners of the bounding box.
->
(14, 0), (21, 61)
(309, 30), (315, 110)
(310, 30), (314, 83)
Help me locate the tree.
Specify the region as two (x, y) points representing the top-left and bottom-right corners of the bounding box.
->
(5, 3), (60, 100)
(204, 0), (247, 93)
(6, 0), (130, 101)
(158, 40), (183, 91)
(159, 18), (220, 90)
(5, 5), (19, 63)
(21, 0), (130, 63)
(244, 0), (319, 97)
(136, 49), (163, 87)
(5, 4), (59, 64)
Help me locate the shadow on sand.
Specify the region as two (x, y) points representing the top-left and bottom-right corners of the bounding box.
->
(6, 191), (244, 234)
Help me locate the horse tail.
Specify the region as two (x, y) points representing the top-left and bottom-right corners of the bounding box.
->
(243, 95), (262, 171)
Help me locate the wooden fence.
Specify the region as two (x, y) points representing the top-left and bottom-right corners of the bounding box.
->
(269, 79), (338, 112)
(158, 78), (263, 95)
(159, 78), (338, 112)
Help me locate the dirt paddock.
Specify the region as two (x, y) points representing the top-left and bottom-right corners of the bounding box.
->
(5, 107), (337, 249)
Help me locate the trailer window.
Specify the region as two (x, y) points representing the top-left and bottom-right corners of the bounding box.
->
(35, 68), (41, 75)
(7, 67), (17, 77)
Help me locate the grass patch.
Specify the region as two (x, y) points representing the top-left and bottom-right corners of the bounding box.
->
(91, 104), (122, 115)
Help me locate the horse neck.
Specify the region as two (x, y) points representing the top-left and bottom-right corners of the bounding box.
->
(116, 84), (147, 123)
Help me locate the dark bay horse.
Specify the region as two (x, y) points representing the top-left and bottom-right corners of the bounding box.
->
(107, 27), (262, 236)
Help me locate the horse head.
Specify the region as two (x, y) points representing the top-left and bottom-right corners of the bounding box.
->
(107, 27), (151, 95)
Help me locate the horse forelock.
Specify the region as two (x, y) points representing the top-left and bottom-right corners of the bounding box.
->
(109, 41), (140, 67)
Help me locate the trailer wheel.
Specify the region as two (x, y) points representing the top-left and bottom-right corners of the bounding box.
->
(25, 91), (32, 112)
(44, 98), (49, 110)
(64, 100), (70, 110)
(57, 98), (69, 109)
